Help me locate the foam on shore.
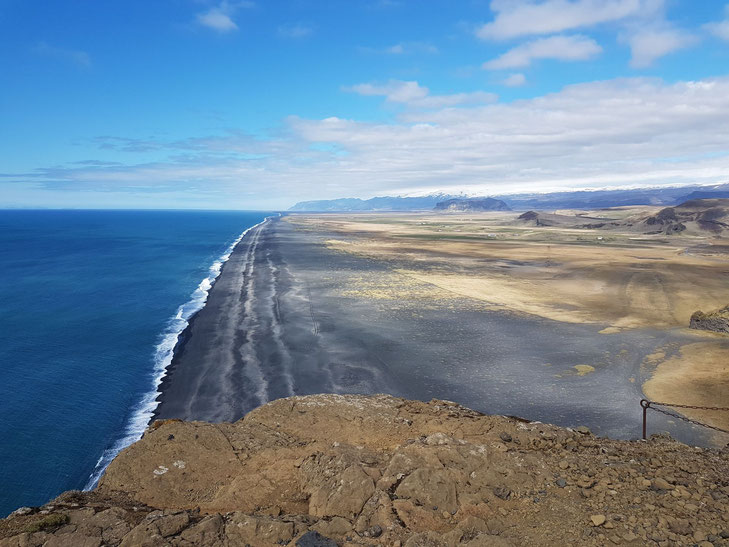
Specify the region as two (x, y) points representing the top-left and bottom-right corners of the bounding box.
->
(84, 217), (271, 490)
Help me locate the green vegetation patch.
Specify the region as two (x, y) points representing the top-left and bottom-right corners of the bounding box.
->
(25, 513), (69, 533)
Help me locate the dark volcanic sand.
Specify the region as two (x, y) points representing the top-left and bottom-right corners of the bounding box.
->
(154, 217), (710, 445)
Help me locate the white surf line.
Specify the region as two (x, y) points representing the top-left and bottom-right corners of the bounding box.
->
(238, 223), (270, 407)
(83, 216), (271, 490)
(266, 249), (295, 397)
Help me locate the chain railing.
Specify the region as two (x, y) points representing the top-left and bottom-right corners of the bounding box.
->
(640, 399), (729, 439)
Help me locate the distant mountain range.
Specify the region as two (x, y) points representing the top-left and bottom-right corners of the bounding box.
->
(288, 184), (729, 212)
(287, 194), (460, 212)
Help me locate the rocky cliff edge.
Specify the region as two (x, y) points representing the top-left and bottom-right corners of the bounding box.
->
(1, 394), (728, 546)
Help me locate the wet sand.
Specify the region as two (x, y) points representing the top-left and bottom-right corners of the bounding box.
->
(154, 215), (727, 445)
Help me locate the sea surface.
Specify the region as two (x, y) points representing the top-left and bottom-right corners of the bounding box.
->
(0, 209), (271, 517)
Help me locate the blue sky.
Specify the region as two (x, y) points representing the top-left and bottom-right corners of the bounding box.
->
(2, 0), (729, 209)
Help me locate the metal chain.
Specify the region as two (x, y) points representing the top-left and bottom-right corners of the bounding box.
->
(648, 404), (729, 435)
(650, 401), (729, 411)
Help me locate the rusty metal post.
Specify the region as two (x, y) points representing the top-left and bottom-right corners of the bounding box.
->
(640, 399), (650, 439)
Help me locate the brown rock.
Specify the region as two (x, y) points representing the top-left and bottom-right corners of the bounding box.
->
(154, 513), (189, 537)
(395, 468), (458, 514)
(43, 535), (101, 547)
(668, 517), (692, 536)
(1, 394), (728, 547)
(404, 531), (448, 547)
(224, 513), (294, 546)
(308, 465), (374, 519)
(176, 515), (224, 546)
(313, 516), (352, 538)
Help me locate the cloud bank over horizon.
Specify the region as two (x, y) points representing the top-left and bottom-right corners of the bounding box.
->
(7, 75), (729, 209)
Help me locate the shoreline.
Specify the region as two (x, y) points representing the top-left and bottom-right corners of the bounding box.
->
(135, 211), (724, 445)
(150, 215), (272, 421)
(151, 216), (283, 422)
(83, 216), (271, 489)
(143, 214), (717, 445)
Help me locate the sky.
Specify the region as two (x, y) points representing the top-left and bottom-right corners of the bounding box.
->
(1, 0), (729, 210)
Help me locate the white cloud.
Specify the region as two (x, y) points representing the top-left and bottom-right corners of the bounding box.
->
(197, 11), (237, 32)
(33, 42), (91, 67)
(349, 81), (429, 103)
(502, 73), (527, 87)
(359, 42), (439, 55)
(278, 23), (313, 39)
(196, 1), (253, 33)
(476, 0), (656, 41)
(386, 42), (438, 54)
(14, 76), (729, 209)
(346, 80), (497, 108)
(705, 5), (729, 41)
(483, 35), (601, 69)
(625, 26), (697, 68)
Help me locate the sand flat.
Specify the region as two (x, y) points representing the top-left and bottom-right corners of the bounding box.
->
(290, 213), (729, 330)
(643, 340), (729, 440)
(288, 211), (729, 440)
(153, 213), (728, 446)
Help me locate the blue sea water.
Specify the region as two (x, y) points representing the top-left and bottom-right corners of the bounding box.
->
(0, 209), (271, 517)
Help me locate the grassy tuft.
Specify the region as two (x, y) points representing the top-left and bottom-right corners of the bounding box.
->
(24, 513), (69, 533)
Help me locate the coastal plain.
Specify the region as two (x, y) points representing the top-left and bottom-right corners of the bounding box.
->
(287, 210), (729, 442)
(156, 208), (729, 445)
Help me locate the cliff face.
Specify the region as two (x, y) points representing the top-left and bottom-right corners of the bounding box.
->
(2, 394), (729, 546)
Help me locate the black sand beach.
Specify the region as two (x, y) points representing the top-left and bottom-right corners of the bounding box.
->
(154, 217), (710, 444)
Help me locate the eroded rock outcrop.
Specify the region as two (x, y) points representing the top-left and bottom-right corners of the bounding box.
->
(644, 198), (729, 235)
(1, 394), (728, 546)
(690, 305), (729, 334)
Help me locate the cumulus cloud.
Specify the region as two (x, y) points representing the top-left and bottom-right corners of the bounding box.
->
(196, 1), (253, 33)
(476, 0), (655, 41)
(483, 35), (601, 69)
(705, 5), (729, 41)
(624, 26), (697, 68)
(502, 73), (527, 87)
(197, 11), (237, 32)
(11, 76), (729, 208)
(33, 42), (91, 68)
(346, 80), (497, 108)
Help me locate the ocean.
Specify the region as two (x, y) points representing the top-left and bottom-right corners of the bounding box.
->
(0, 209), (271, 517)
